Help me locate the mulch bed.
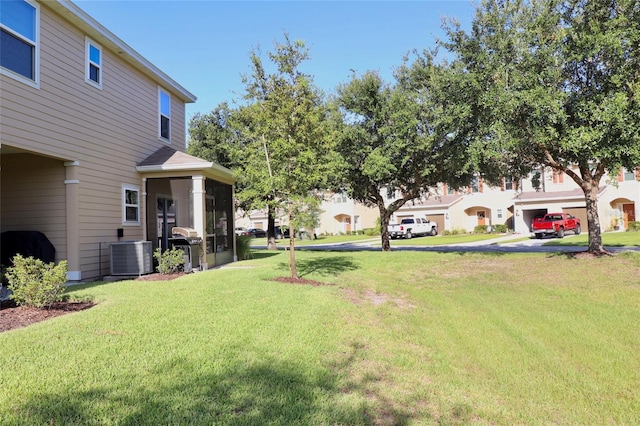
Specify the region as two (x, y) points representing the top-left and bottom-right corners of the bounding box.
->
(0, 299), (95, 333)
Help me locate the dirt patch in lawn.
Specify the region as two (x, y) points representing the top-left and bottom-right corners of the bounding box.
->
(343, 288), (415, 309)
(135, 272), (187, 281)
(0, 299), (95, 333)
(270, 276), (334, 286)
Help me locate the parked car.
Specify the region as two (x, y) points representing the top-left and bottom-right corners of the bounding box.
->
(531, 212), (581, 238)
(274, 226), (290, 240)
(247, 228), (267, 238)
(235, 227), (249, 236)
(388, 217), (437, 239)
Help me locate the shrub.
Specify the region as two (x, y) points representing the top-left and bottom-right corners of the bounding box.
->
(153, 248), (185, 274)
(363, 228), (379, 236)
(627, 221), (640, 232)
(474, 225), (489, 234)
(6, 255), (68, 308)
(493, 224), (509, 233)
(236, 235), (252, 261)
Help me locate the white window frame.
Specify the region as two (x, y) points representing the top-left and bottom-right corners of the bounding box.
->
(0, 0), (40, 88)
(122, 184), (141, 226)
(158, 87), (171, 142)
(623, 168), (636, 181)
(85, 37), (102, 89)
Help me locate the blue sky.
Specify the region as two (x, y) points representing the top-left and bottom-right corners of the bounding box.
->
(75, 1), (476, 122)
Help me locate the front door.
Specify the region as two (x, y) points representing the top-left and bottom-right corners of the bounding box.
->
(157, 197), (176, 251)
(477, 210), (486, 226)
(623, 203), (636, 228)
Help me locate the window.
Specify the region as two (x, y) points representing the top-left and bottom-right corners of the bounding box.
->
(623, 168), (636, 181)
(159, 88), (171, 141)
(334, 192), (347, 203)
(552, 170), (564, 184)
(504, 176), (514, 191)
(386, 187), (395, 200)
(497, 208), (503, 219)
(470, 176), (479, 193)
(123, 184), (140, 225)
(85, 37), (102, 88)
(0, 0), (39, 86)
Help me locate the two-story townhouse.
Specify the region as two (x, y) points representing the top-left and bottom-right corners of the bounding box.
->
(390, 167), (639, 234)
(1, 0), (235, 281)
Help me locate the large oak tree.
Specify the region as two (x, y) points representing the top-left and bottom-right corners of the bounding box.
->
(429, 0), (640, 253)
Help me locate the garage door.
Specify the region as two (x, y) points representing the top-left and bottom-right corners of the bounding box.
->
(563, 207), (587, 229)
(425, 214), (445, 233)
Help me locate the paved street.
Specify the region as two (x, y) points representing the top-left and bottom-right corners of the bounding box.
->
(261, 233), (640, 254)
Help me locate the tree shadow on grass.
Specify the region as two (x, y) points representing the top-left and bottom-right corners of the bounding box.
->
(10, 352), (408, 425)
(278, 255), (360, 278)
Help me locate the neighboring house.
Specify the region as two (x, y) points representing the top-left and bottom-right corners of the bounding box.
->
(390, 167), (639, 234)
(235, 191), (379, 236)
(1, 0), (235, 281)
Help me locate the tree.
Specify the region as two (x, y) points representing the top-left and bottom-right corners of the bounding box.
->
(333, 71), (470, 250)
(188, 36), (335, 278)
(432, 0), (640, 253)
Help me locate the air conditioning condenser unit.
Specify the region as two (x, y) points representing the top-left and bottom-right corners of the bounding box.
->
(110, 241), (153, 276)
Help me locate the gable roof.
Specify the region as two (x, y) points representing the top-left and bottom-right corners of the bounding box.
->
(402, 194), (464, 209)
(46, 1), (196, 103)
(514, 187), (607, 202)
(136, 146), (234, 184)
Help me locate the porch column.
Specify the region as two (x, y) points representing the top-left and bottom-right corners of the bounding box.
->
(64, 161), (81, 281)
(141, 178), (147, 240)
(192, 175), (207, 270)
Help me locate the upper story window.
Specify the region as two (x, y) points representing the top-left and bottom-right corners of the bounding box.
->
(470, 176), (480, 193)
(159, 88), (171, 141)
(503, 176), (514, 191)
(552, 170), (564, 184)
(623, 168), (636, 181)
(386, 187), (395, 200)
(0, 0), (39, 86)
(334, 192), (347, 203)
(85, 37), (102, 88)
(122, 184), (140, 225)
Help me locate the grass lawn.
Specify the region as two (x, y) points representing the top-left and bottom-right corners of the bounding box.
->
(2, 250), (640, 424)
(543, 231), (640, 247)
(250, 234), (376, 246)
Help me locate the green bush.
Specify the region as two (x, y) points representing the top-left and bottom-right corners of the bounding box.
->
(6, 255), (68, 308)
(627, 221), (640, 232)
(493, 224), (509, 233)
(363, 228), (379, 236)
(474, 225), (489, 234)
(153, 248), (185, 274)
(443, 229), (466, 236)
(236, 235), (253, 261)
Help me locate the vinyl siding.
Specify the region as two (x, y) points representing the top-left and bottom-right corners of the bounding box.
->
(1, 3), (191, 279)
(0, 155), (68, 262)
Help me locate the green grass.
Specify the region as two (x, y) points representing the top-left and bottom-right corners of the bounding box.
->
(2, 250), (640, 424)
(250, 234), (376, 246)
(543, 231), (640, 247)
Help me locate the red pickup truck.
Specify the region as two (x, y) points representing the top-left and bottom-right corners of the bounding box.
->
(532, 213), (581, 238)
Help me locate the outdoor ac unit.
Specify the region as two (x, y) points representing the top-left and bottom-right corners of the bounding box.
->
(110, 241), (153, 276)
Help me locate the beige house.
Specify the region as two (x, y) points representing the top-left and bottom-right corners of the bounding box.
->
(1, 0), (235, 281)
(389, 168), (639, 234)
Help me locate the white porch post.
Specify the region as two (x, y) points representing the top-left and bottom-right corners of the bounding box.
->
(64, 161), (81, 281)
(192, 175), (207, 270)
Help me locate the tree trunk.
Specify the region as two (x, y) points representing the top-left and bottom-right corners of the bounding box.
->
(379, 205), (392, 252)
(583, 182), (607, 254)
(267, 205), (278, 250)
(288, 206), (298, 279)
